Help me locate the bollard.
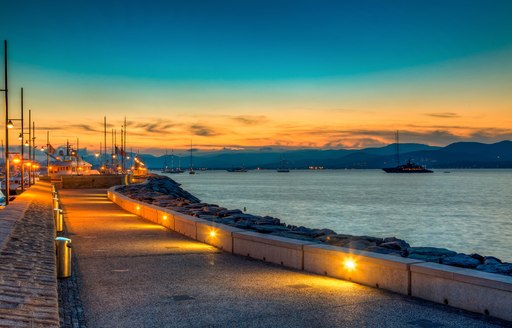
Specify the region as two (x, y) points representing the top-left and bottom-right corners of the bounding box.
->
(54, 208), (63, 232)
(55, 237), (72, 278)
(52, 196), (59, 209)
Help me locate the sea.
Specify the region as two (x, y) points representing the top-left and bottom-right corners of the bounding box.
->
(159, 169), (512, 262)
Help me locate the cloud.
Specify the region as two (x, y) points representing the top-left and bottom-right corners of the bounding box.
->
(424, 112), (460, 118)
(190, 124), (219, 137)
(231, 115), (268, 125)
(69, 124), (101, 133)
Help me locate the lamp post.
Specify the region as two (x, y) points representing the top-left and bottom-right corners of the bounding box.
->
(2, 40), (10, 204)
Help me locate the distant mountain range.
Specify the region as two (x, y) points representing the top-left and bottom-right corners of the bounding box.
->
(81, 140), (512, 170)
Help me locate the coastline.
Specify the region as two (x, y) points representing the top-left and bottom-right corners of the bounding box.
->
(116, 174), (512, 277)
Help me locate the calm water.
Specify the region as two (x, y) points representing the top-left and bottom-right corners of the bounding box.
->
(159, 169), (512, 262)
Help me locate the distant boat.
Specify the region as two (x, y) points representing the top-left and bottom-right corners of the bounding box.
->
(189, 141), (195, 175)
(382, 159), (433, 173)
(382, 131), (433, 173)
(227, 167), (247, 172)
(162, 150), (184, 174)
(277, 157), (290, 173)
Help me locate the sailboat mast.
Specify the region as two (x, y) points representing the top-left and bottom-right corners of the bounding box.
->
(190, 140), (193, 171)
(396, 130), (400, 166)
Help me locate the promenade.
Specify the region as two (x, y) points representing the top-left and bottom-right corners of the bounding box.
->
(59, 188), (507, 328)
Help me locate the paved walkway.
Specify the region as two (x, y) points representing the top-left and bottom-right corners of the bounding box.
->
(0, 183), (60, 328)
(59, 189), (508, 328)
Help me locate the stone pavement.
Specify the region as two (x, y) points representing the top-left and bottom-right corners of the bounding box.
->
(58, 188), (510, 328)
(0, 183), (60, 328)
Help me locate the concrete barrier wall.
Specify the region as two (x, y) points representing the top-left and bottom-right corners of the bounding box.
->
(107, 187), (512, 322)
(196, 222), (245, 253)
(411, 262), (512, 322)
(62, 175), (128, 189)
(304, 244), (423, 295)
(233, 231), (316, 270)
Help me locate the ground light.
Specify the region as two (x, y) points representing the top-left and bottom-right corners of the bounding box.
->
(344, 258), (356, 271)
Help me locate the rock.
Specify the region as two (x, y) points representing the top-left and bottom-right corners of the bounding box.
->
(380, 240), (410, 251)
(218, 209), (243, 217)
(406, 247), (457, 263)
(484, 256), (502, 265)
(357, 235), (384, 244)
(476, 263), (512, 275)
(469, 253), (485, 263)
(312, 228), (337, 237)
(364, 246), (401, 255)
(252, 225), (290, 234)
(347, 240), (375, 250)
(441, 254), (481, 268)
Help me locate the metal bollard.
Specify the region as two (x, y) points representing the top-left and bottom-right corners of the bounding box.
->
(54, 208), (63, 232)
(52, 196), (59, 209)
(55, 237), (72, 278)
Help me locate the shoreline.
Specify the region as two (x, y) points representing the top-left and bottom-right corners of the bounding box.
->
(116, 175), (512, 277)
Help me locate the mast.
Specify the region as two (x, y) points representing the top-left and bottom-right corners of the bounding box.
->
(27, 108), (31, 186)
(32, 121), (35, 184)
(46, 131), (49, 177)
(190, 140), (193, 171)
(123, 116), (126, 173)
(103, 116), (107, 172)
(3, 41), (9, 204)
(171, 149), (174, 171)
(396, 130), (400, 166)
(21, 89), (25, 190)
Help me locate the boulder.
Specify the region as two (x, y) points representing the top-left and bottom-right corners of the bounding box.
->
(476, 263), (512, 275)
(406, 247), (457, 263)
(441, 254), (481, 268)
(364, 246), (401, 255)
(380, 240), (409, 251)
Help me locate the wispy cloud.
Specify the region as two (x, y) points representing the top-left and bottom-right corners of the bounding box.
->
(424, 112), (460, 118)
(190, 124), (220, 137)
(231, 115), (268, 125)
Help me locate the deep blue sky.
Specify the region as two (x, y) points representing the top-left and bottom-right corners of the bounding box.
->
(3, 0), (511, 80)
(1, 0), (512, 151)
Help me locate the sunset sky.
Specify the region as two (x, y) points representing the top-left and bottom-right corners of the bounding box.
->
(1, 0), (512, 154)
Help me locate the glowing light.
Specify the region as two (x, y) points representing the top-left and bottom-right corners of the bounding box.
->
(7, 120), (13, 129)
(163, 215), (167, 220)
(24, 140), (29, 147)
(209, 230), (216, 237)
(136, 206), (140, 210)
(344, 259), (356, 271)
(18, 133), (22, 140)
(12, 155), (21, 164)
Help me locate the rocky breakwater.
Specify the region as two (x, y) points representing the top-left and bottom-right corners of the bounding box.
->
(116, 175), (512, 277)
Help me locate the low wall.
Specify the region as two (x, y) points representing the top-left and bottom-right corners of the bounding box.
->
(107, 187), (512, 323)
(411, 262), (512, 322)
(62, 174), (129, 189)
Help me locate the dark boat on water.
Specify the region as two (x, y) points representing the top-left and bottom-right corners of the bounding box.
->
(227, 167), (247, 172)
(382, 131), (433, 173)
(382, 159), (433, 173)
